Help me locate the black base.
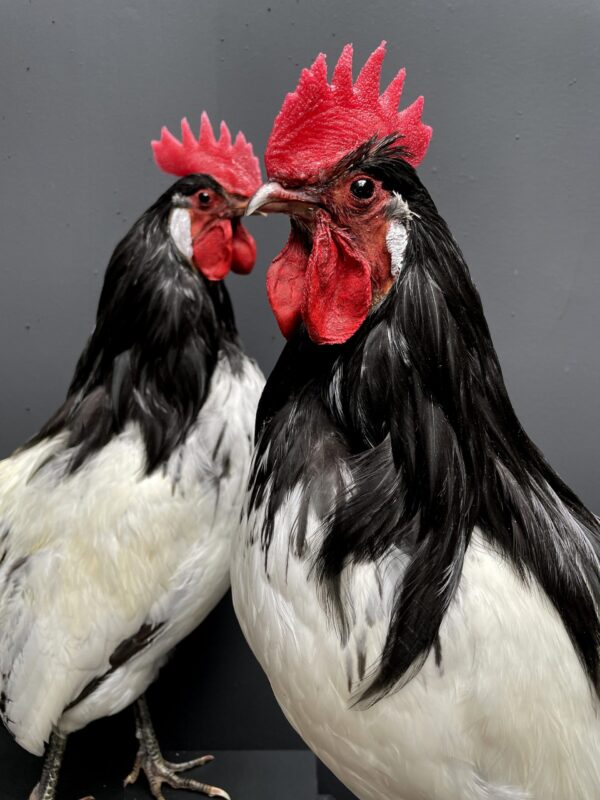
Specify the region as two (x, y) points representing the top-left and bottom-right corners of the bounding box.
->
(2, 745), (328, 800)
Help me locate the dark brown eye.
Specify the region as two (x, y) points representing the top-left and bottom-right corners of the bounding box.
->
(350, 178), (375, 200)
(198, 191), (212, 205)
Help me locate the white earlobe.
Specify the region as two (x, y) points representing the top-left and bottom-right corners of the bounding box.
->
(386, 220), (408, 278)
(169, 207), (193, 260)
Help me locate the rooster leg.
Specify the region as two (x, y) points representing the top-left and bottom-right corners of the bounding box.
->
(124, 695), (230, 800)
(28, 731), (94, 800)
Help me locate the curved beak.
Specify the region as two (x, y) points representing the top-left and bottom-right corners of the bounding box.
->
(245, 181), (321, 219)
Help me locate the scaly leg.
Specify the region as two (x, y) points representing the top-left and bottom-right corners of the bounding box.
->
(124, 695), (230, 800)
(28, 731), (94, 800)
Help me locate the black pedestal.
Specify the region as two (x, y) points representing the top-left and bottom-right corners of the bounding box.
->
(0, 735), (352, 800)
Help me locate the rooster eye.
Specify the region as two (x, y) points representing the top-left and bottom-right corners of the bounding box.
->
(198, 192), (212, 205)
(350, 178), (375, 200)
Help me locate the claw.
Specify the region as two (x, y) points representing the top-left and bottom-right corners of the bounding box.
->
(123, 756), (142, 787)
(207, 788), (231, 800)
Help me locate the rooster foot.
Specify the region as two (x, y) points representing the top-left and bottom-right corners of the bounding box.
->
(28, 731), (95, 800)
(123, 751), (228, 800)
(124, 695), (230, 800)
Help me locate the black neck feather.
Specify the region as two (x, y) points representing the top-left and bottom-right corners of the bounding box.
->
(30, 196), (240, 473)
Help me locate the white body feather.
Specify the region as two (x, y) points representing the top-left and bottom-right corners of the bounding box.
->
(0, 354), (264, 756)
(232, 487), (600, 800)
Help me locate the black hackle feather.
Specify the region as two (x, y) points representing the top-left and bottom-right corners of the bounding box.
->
(27, 175), (241, 474)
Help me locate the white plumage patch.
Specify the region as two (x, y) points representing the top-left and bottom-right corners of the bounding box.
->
(386, 192), (412, 277)
(386, 220), (408, 278)
(169, 206), (193, 260)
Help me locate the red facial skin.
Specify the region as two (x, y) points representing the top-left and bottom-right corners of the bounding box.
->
(186, 188), (257, 281)
(265, 175), (394, 343)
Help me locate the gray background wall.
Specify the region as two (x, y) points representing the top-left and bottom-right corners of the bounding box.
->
(0, 0), (599, 797)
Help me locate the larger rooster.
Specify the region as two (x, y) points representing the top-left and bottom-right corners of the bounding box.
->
(0, 113), (264, 800)
(232, 44), (600, 800)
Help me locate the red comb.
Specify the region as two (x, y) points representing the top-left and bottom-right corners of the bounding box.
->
(152, 112), (262, 197)
(265, 42), (432, 183)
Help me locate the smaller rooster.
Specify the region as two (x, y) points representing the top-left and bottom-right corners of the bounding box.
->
(0, 113), (264, 800)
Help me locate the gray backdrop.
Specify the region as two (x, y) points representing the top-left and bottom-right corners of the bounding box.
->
(0, 0), (599, 797)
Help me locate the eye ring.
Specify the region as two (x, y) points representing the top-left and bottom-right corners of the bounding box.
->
(198, 191), (212, 205)
(350, 177), (375, 201)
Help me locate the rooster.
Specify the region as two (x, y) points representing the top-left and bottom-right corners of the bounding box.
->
(0, 113), (264, 800)
(232, 44), (600, 800)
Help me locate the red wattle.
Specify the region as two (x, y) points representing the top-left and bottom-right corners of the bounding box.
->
(266, 231), (308, 338)
(231, 223), (257, 274)
(192, 219), (233, 281)
(302, 215), (372, 345)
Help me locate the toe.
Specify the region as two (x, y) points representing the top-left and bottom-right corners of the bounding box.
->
(167, 754), (215, 773)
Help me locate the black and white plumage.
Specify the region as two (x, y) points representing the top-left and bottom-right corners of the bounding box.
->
(0, 174), (264, 796)
(232, 138), (600, 799)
